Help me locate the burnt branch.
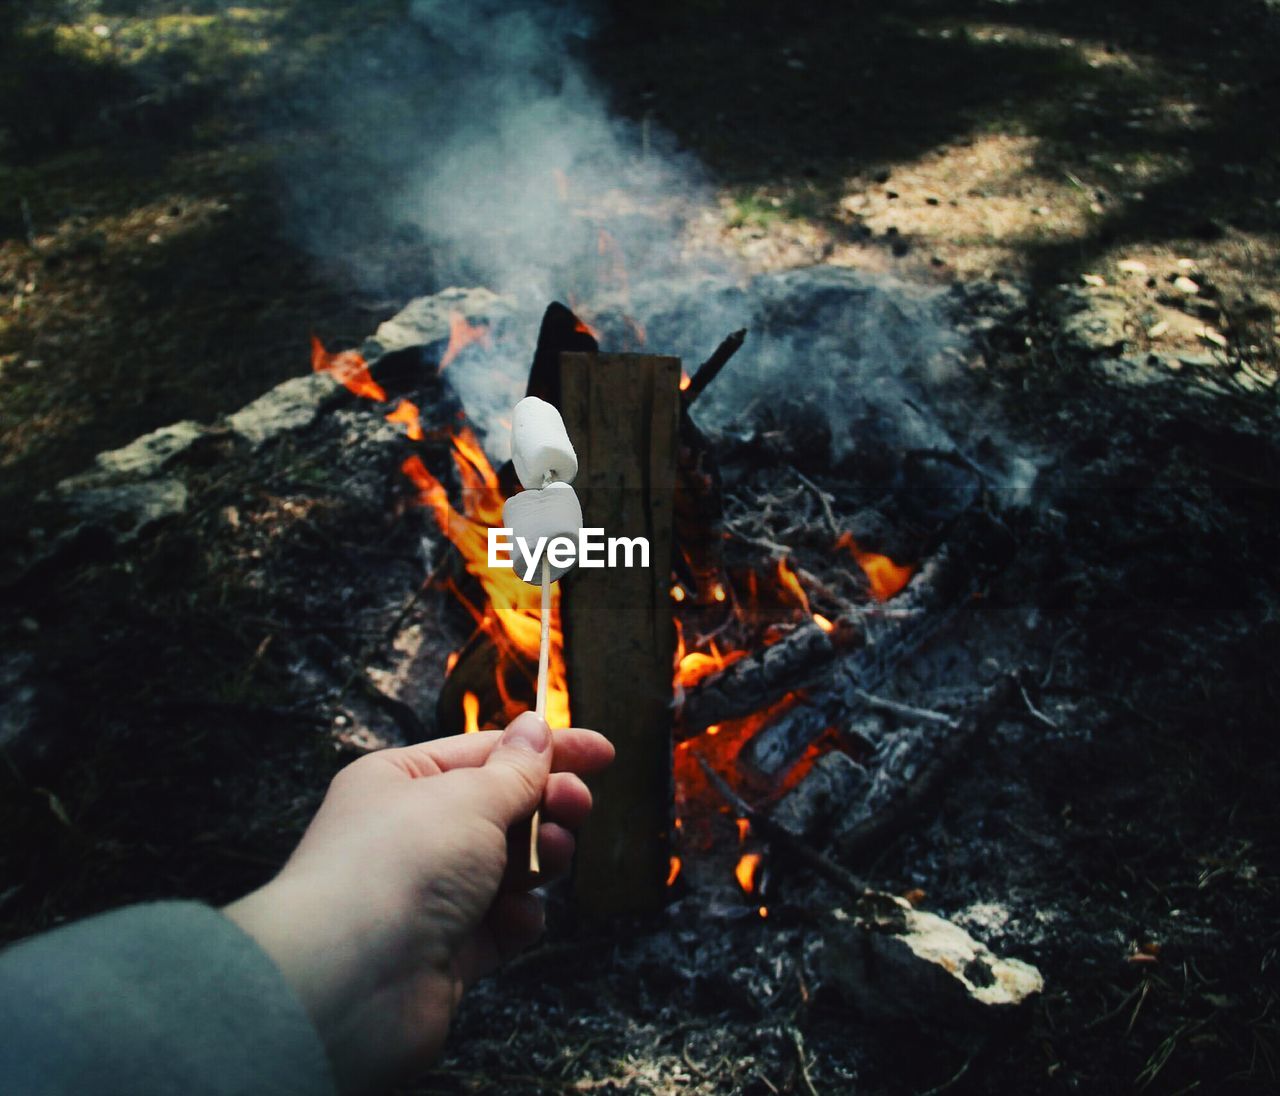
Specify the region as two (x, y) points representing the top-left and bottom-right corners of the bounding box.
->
(683, 328), (747, 405)
(695, 753), (866, 902)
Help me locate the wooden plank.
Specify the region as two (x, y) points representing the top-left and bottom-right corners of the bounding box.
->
(559, 351), (681, 916)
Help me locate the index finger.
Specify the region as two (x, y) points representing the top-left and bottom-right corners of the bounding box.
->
(375, 726), (614, 780)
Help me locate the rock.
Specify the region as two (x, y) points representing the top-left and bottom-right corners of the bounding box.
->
(93, 420), (203, 477)
(1197, 326), (1229, 349)
(1173, 276), (1200, 295)
(56, 478), (188, 540)
(1147, 320), (1169, 338)
(1117, 259), (1148, 275)
(820, 893), (1044, 1033)
(1058, 286), (1128, 353)
(365, 286), (516, 360)
(227, 373), (341, 447)
(771, 751), (870, 839)
(1080, 273), (1106, 287)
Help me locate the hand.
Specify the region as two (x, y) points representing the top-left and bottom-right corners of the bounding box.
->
(225, 713), (613, 1093)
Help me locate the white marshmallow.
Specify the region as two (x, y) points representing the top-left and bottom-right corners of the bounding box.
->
(501, 481), (583, 584)
(511, 396), (577, 490)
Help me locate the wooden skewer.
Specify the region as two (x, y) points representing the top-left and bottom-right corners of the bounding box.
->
(530, 544), (551, 873)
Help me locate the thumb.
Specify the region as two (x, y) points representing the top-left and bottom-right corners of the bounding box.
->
(475, 712), (553, 829)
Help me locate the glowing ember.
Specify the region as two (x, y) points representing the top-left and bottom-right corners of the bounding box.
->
(438, 311), (492, 373)
(735, 852), (762, 894)
(667, 856), (682, 887)
(812, 612), (834, 633)
(462, 691), (480, 734)
(445, 651), (459, 674)
(671, 585), (686, 603)
(835, 532), (913, 601)
(385, 399), (424, 441)
(705, 724), (720, 736)
(712, 582), (727, 603)
(311, 335), (386, 402)
(758, 906), (768, 919)
(679, 371), (692, 392)
(736, 818), (750, 843)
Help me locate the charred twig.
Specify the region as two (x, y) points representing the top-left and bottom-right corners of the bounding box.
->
(838, 675), (1017, 864)
(683, 328), (747, 405)
(695, 753), (866, 902)
(793, 470), (839, 539)
(1018, 676), (1060, 729)
(853, 689), (959, 729)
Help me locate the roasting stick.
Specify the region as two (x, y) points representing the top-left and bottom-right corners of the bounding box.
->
(505, 401), (581, 875)
(530, 507), (552, 873)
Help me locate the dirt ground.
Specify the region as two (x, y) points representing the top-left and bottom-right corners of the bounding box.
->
(2, 2), (1279, 1094)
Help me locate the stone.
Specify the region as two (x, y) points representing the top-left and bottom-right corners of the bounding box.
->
(365, 286), (516, 360)
(1058, 286), (1128, 353)
(820, 893), (1044, 1033)
(1173, 276), (1200, 295)
(55, 478), (188, 540)
(771, 751), (870, 839)
(93, 420), (203, 477)
(227, 373), (340, 447)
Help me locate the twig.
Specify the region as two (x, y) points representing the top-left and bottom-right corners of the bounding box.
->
(695, 753), (866, 901)
(854, 689), (959, 729)
(787, 1027), (820, 1096)
(793, 469), (839, 539)
(683, 328), (747, 405)
(1018, 677), (1060, 729)
(918, 1051), (975, 1096)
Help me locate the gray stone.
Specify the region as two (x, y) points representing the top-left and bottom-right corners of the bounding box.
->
(820, 893), (1044, 1032)
(1058, 286), (1129, 352)
(94, 420), (203, 477)
(56, 477), (188, 540)
(227, 373), (340, 447)
(364, 286), (517, 360)
(772, 751), (870, 839)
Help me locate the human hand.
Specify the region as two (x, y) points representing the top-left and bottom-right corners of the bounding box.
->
(225, 714), (613, 1093)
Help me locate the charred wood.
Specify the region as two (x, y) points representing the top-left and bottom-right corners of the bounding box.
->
(682, 328), (747, 406)
(679, 621), (842, 732)
(836, 675), (1016, 865)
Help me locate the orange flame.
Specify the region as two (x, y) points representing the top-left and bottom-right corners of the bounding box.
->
(735, 852), (762, 894)
(679, 371), (692, 392)
(401, 439), (569, 729)
(776, 557), (810, 613)
(462, 691), (480, 734)
(835, 532), (913, 601)
(311, 335), (386, 402)
(385, 399), (424, 441)
(736, 818), (750, 843)
(674, 622), (748, 690)
(667, 856), (682, 886)
(439, 311), (492, 373)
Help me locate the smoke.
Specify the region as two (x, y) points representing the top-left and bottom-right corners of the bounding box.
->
(271, 2), (1033, 492)
(276, 0), (716, 309)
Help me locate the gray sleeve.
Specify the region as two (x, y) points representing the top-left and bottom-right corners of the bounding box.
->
(0, 901), (336, 1096)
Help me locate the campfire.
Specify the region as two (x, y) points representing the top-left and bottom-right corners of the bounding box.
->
(303, 270), (1017, 921)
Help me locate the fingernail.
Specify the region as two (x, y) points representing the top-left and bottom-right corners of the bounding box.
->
(502, 712), (550, 753)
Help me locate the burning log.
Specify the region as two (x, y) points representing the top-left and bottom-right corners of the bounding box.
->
(679, 621), (842, 732)
(560, 351), (681, 916)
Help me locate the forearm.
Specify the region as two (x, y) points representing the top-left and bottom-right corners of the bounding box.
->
(0, 901), (335, 1096)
